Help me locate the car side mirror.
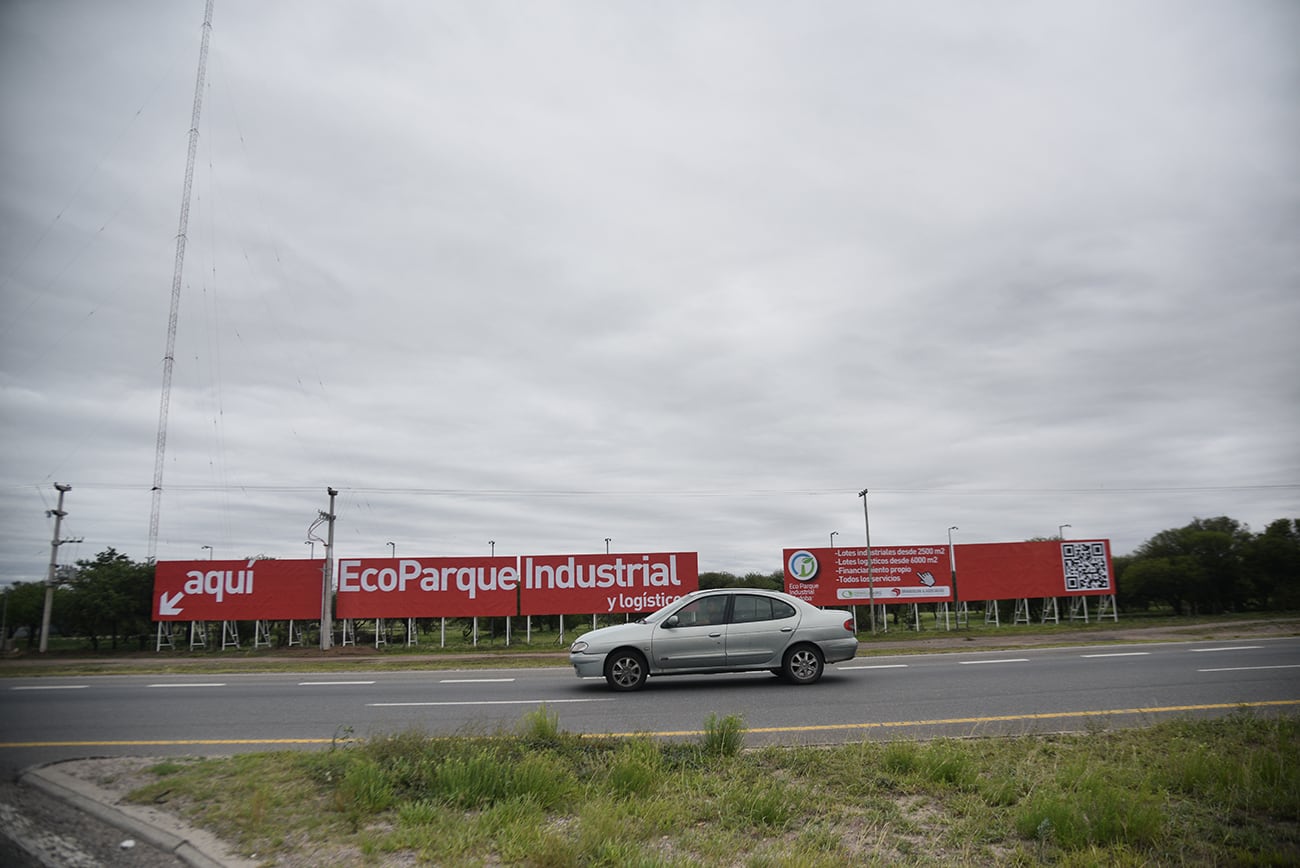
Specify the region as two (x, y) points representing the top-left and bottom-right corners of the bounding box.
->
(662, 615), (679, 628)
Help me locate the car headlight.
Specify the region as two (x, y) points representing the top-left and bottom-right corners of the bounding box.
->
(570, 640), (589, 654)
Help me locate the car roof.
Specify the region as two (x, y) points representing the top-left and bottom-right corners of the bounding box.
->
(689, 587), (795, 599)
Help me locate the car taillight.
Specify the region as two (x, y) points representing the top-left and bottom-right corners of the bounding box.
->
(843, 618), (855, 632)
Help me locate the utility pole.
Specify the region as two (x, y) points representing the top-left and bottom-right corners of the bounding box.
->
(39, 484), (72, 653)
(858, 488), (875, 634)
(319, 487), (337, 650)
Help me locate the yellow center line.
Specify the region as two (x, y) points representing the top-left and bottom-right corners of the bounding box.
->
(0, 737), (337, 748)
(1, 700), (1295, 748)
(594, 699), (1300, 738)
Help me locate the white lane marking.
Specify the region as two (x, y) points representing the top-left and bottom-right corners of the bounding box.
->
(10, 684), (89, 690)
(299, 680), (376, 686)
(369, 698), (613, 707)
(1081, 652), (1151, 658)
(958, 658), (1029, 665)
(439, 678), (516, 683)
(1190, 646), (1263, 652)
(841, 664), (909, 670)
(147, 683), (226, 688)
(1197, 664), (1300, 673)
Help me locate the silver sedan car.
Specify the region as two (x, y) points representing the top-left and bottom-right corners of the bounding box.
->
(569, 588), (859, 691)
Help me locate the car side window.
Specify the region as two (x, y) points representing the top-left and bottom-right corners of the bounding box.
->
(731, 595), (774, 624)
(771, 599), (796, 620)
(675, 597), (728, 627)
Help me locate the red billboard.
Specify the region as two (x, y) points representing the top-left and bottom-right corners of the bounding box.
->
(155, 552), (701, 622)
(519, 552), (698, 616)
(153, 559), (322, 621)
(954, 540), (1113, 600)
(782, 540), (1114, 604)
(783, 546), (953, 607)
(335, 556), (519, 618)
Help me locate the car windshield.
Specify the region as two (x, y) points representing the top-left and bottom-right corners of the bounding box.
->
(637, 592), (699, 624)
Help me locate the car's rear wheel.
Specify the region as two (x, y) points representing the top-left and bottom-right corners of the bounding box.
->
(782, 645), (824, 685)
(604, 648), (648, 691)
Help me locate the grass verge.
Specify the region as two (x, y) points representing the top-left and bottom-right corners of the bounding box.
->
(122, 707), (1299, 866)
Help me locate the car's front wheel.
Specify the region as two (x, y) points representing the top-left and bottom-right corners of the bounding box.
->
(782, 645), (824, 685)
(604, 648), (648, 691)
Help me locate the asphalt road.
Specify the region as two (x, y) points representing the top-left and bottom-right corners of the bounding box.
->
(0, 635), (1297, 865)
(2, 636), (1298, 777)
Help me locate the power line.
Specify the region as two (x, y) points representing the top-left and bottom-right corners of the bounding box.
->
(11, 482), (1298, 496)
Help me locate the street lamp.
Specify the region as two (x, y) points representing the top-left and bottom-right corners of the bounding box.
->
(201, 544), (213, 559)
(387, 541), (395, 558)
(1059, 524), (1071, 540)
(605, 537), (611, 554)
(947, 526), (960, 630)
(489, 540), (495, 556)
(305, 540), (315, 559)
(830, 531), (838, 548)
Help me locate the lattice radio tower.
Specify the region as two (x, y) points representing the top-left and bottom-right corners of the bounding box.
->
(149, 0), (215, 561)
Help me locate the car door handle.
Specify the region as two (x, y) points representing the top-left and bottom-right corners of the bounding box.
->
(709, 632), (722, 638)
(780, 627), (794, 632)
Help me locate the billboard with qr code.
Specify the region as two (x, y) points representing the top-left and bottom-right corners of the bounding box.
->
(782, 540), (1112, 603)
(951, 539), (1113, 599)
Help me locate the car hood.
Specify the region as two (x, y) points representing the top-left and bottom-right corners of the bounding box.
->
(573, 620), (653, 649)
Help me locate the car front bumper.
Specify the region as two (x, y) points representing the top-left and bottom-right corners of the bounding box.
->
(570, 653), (607, 678)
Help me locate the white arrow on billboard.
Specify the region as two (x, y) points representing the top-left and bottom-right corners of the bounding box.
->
(158, 591), (185, 616)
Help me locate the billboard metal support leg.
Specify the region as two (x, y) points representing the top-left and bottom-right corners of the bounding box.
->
(1096, 594), (1118, 622)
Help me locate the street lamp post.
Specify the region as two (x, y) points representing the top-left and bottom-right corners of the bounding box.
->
(948, 526), (959, 628)
(387, 541), (395, 558)
(201, 544), (213, 559)
(305, 540), (315, 559)
(1059, 524), (1071, 540)
(489, 540), (495, 556)
(605, 538), (611, 555)
(858, 489), (875, 633)
(830, 531), (838, 548)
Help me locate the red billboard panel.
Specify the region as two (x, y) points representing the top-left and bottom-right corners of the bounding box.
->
(519, 552), (698, 616)
(783, 540), (1114, 604)
(335, 557), (519, 618)
(954, 540), (1113, 600)
(153, 559), (322, 621)
(783, 546), (953, 607)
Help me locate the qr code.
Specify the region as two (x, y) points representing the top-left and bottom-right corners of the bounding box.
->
(1062, 542), (1111, 591)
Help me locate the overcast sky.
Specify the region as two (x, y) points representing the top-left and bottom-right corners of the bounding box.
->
(2, 1), (1297, 587)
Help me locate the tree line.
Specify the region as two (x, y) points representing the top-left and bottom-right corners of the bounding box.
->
(2, 516), (1297, 651)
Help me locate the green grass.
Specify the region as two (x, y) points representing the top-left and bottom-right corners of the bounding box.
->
(126, 708), (1300, 866)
